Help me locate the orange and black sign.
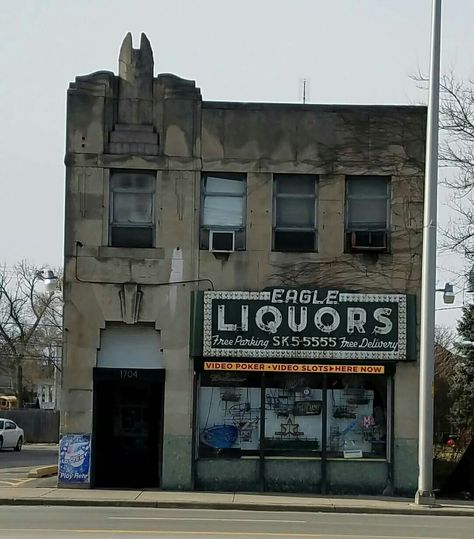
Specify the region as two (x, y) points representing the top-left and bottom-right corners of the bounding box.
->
(203, 361), (385, 374)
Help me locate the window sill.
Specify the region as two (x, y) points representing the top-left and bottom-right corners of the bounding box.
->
(272, 250), (319, 254)
(197, 456), (323, 461)
(344, 250), (392, 256)
(197, 456), (385, 461)
(326, 457), (387, 462)
(263, 456), (322, 460)
(197, 456), (259, 460)
(99, 246), (165, 259)
(199, 248), (247, 252)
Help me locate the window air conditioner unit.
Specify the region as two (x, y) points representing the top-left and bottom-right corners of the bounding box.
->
(349, 230), (388, 252)
(209, 230), (235, 253)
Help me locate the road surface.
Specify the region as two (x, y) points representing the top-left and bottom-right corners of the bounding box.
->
(0, 444), (57, 469)
(0, 444), (57, 487)
(0, 505), (472, 538)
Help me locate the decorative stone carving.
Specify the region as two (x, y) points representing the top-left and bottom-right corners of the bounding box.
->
(119, 283), (143, 324)
(118, 32), (153, 125)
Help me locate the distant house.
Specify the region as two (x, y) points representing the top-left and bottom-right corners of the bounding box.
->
(1, 360), (56, 409)
(0, 374), (14, 396)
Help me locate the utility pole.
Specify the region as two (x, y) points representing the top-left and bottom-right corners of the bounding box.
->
(415, 0), (442, 506)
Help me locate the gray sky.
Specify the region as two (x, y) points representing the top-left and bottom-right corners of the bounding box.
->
(0, 0), (471, 328)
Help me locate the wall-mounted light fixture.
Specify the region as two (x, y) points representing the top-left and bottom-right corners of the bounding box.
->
(436, 282), (455, 304)
(466, 267), (474, 293)
(36, 269), (59, 293)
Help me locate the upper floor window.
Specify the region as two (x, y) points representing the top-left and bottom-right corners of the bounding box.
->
(200, 173), (246, 251)
(345, 176), (390, 253)
(273, 174), (318, 252)
(109, 171), (155, 248)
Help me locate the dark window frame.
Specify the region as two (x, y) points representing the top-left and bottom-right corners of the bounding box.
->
(345, 175), (391, 253)
(272, 174), (319, 252)
(109, 170), (156, 248)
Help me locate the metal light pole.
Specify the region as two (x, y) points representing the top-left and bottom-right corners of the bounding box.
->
(415, 0), (442, 506)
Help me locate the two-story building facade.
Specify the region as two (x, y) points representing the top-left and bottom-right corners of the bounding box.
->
(60, 33), (425, 495)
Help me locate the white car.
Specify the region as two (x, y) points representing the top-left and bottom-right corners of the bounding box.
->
(0, 418), (24, 451)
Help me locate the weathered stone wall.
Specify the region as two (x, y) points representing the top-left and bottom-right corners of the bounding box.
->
(63, 34), (426, 493)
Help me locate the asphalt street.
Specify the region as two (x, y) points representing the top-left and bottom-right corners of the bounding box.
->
(0, 444), (58, 468)
(0, 444), (58, 487)
(0, 506), (472, 539)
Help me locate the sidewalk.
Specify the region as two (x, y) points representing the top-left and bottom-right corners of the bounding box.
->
(0, 486), (473, 516)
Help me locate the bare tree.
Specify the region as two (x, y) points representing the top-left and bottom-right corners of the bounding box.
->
(415, 72), (474, 260)
(0, 262), (62, 407)
(434, 325), (457, 444)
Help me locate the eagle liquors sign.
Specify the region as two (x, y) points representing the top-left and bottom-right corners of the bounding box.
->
(192, 289), (416, 361)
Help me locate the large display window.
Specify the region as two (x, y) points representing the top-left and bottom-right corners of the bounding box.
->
(197, 369), (389, 460)
(326, 375), (387, 458)
(198, 372), (261, 457)
(264, 374), (322, 455)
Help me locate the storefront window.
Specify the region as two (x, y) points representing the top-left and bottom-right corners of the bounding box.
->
(197, 370), (389, 460)
(198, 372), (261, 457)
(326, 375), (387, 458)
(264, 374), (322, 455)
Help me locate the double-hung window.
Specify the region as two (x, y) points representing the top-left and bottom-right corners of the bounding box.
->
(273, 174), (318, 252)
(109, 170), (155, 248)
(345, 176), (390, 252)
(200, 173), (246, 250)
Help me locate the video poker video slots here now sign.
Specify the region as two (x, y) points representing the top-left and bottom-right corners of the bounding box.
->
(191, 289), (416, 361)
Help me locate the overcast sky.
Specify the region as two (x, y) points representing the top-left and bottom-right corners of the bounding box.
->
(0, 0), (471, 328)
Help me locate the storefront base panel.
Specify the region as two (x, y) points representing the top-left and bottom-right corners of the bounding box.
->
(327, 460), (387, 495)
(161, 435), (193, 490)
(394, 438), (418, 496)
(264, 459), (322, 493)
(196, 459), (260, 492)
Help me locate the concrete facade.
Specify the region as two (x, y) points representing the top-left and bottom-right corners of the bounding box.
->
(62, 33), (426, 494)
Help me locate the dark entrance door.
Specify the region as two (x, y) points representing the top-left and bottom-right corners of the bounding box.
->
(92, 368), (165, 489)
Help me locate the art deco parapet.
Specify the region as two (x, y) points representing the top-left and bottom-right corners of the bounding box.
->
(66, 33), (204, 160)
(108, 32), (159, 155)
(66, 71), (115, 156)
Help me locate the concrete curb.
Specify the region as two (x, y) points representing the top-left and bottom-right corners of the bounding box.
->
(0, 497), (473, 517)
(27, 465), (58, 478)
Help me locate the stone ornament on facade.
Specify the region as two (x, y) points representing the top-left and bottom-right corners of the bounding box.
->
(119, 283), (143, 324)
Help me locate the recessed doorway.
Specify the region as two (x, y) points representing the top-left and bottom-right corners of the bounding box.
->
(92, 368), (164, 489)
